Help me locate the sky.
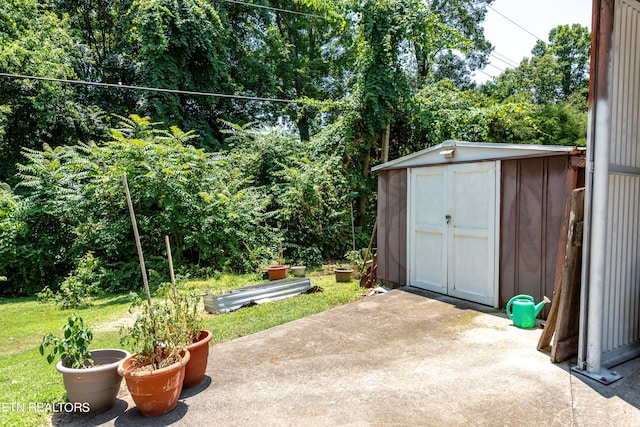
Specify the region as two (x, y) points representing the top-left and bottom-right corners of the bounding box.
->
(475, 0), (593, 83)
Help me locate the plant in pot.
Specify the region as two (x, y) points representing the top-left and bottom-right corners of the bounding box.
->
(334, 265), (354, 282)
(40, 315), (130, 414)
(117, 295), (191, 417)
(266, 238), (289, 280)
(290, 264), (306, 277)
(159, 282), (212, 389)
(345, 249), (365, 277)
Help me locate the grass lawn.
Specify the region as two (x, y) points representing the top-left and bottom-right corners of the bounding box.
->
(0, 268), (366, 426)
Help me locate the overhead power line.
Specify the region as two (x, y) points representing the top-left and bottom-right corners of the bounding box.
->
(489, 54), (516, 69)
(0, 72), (295, 104)
(486, 63), (505, 73)
(220, 0), (327, 19)
(485, 4), (545, 42)
(491, 51), (520, 67)
(476, 69), (496, 79)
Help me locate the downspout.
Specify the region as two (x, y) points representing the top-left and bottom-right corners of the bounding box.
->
(574, 0), (621, 384)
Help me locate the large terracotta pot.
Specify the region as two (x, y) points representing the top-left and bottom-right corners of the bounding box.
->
(117, 349), (190, 417)
(183, 330), (212, 388)
(266, 265), (288, 280)
(56, 348), (130, 413)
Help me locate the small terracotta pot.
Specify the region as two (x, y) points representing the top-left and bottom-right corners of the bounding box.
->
(183, 330), (212, 388)
(266, 265), (288, 280)
(118, 349), (190, 417)
(57, 348), (129, 413)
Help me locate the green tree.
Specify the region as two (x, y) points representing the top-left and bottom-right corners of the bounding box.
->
(0, 0), (104, 182)
(484, 24), (590, 105)
(419, 0), (494, 88)
(126, 0), (233, 149)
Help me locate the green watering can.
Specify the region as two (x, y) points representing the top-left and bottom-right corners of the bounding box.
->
(506, 295), (551, 328)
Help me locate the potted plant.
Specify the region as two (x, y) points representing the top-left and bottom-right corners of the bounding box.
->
(40, 315), (130, 414)
(345, 249), (365, 277)
(166, 284), (212, 389)
(290, 265), (306, 277)
(266, 238), (289, 280)
(118, 295), (191, 417)
(334, 265), (354, 282)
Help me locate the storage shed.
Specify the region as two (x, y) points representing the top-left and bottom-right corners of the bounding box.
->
(373, 141), (585, 313)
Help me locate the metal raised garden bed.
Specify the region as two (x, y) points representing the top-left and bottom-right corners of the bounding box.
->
(203, 277), (313, 313)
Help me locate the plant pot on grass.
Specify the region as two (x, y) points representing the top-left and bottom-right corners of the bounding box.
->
(290, 265), (306, 277)
(266, 238), (289, 280)
(334, 267), (354, 282)
(40, 315), (130, 414)
(266, 265), (289, 280)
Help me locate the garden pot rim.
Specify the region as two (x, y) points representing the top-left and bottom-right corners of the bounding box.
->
(188, 329), (213, 347)
(334, 267), (354, 272)
(56, 348), (130, 374)
(118, 349), (190, 378)
(266, 264), (289, 270)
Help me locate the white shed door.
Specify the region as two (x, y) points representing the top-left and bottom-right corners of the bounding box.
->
(409, 162), (498, 306)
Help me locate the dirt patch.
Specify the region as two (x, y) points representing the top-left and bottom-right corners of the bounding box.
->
(92, 314), (135, 333)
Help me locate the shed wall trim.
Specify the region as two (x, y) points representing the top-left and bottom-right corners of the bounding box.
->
(373, 141), (583, 172)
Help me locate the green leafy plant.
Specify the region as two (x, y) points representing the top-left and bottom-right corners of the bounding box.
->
(345, 250), (365, 267)
(119, 293), (189, 370)
(39, 315), (94, 369)
(36, 253), (104, 308)
(157, 282), (204, 344)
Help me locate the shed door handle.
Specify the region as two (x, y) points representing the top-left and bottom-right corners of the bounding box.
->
(445, 214), (451, 224)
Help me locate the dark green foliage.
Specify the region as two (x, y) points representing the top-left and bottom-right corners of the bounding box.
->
(37, 253), (104, 309)
(1, 115), (351, 295)
(0, 0), (108, 182)
(39, 314), (94, 369)
(0, 2), (592, 297)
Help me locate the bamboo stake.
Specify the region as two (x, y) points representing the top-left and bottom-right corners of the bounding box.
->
(122, 173), (152, 306)
(350, 202), (356, 251)
(278, 238), (284, 266)
(361, 217), (378, 273)
(165, 235), (178, 304)
(242, 241), (261, 272)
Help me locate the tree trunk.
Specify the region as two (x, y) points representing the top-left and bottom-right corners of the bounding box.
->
(298, 114), (310, 142)
(381, 121), (390, 163)
(357, 147), (371, 222)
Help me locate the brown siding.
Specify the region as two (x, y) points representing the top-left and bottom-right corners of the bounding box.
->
(499, 156), (572, 318)
(377, 169), (407, 286)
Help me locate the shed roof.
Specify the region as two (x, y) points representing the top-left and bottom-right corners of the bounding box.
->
(372, 140), (584, 171)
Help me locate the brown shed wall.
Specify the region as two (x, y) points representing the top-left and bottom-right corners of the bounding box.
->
(376, 154), (584, 311)
(499, 155), (584, 317)
(377, 169), (407, 286)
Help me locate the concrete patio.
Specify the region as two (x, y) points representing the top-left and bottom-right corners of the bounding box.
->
(54, 287), (640, 426)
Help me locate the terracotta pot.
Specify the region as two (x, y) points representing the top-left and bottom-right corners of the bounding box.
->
(266, 265), (288, 280)
(334, 268), (353, 282)
(118, 349), (190, 417)
(183, 330), (212, 388)
(56, 348), (130, 413)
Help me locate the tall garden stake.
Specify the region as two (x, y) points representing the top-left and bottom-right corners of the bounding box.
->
(122, 173), (152, 306)
(165, 235), (178, 304)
